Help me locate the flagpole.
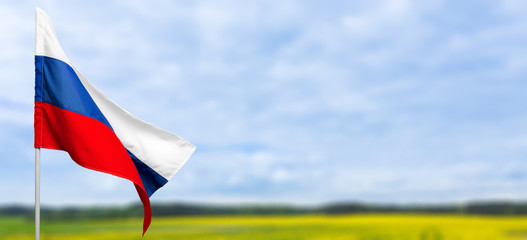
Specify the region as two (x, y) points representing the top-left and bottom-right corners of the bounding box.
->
(35, 148), (40, 240)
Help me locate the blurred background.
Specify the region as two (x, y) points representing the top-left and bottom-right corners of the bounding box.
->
(2, 0), (527, 239)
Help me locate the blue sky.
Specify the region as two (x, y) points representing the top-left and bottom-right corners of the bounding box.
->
(1, 0), (527, 206)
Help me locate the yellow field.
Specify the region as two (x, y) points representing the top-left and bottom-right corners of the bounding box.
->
(2, 214), (527, 239)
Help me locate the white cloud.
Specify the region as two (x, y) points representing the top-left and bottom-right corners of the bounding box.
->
(2, 0), (527, 206)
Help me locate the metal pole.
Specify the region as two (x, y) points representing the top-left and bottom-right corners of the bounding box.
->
(35, 148), (40, 240)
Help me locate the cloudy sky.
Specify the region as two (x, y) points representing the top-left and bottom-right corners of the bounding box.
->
(1, 0), (527, 206)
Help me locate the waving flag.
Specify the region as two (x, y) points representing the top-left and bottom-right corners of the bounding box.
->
(34, 8), (196, 235)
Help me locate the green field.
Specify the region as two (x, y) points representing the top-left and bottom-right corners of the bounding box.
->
(2, 214), (527, 239)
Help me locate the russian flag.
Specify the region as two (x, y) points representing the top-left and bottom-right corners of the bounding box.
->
(34, 8), (196, 235)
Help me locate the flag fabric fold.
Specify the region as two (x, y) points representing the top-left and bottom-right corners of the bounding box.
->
(34, 8), (196, 235)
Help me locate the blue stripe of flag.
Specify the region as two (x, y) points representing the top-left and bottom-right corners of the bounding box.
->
(35, 55), (168, 197)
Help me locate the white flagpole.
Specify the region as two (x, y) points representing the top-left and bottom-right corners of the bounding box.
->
(35, 148), (40, 240)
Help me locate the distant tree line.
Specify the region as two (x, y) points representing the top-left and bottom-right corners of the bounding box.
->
(2, 201), (527, 221)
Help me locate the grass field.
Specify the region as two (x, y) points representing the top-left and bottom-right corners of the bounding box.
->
(1, 214), (527, 239)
